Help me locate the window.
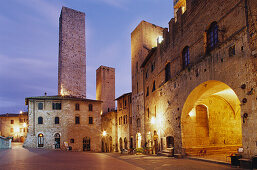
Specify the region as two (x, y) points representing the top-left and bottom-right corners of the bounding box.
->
(151, 62), (155, 72)
(145, 71), (148, 79)
(137, 82), (138, 94)
(146, 87), (149, 97)
(75, 103), (80, 111)
(229, 45), (235, 57)
(55, 117), (59, 124)
(137, 118), (141, 127)
(126, 115), (127, 124)
(123, 116), (125, 124)
(10, 128), (14, 133)
(182, 46), (190, 69)
(124, 100), (127, 107)
(207, 22), (219, 53)
(19, 118), (24, 123)
(10, 120), (14, 124)
(38, 102), (43, 110)
(165, 63), (171, 82)
(129, 96), (132, 103)
(136, 62), (138, 73)
(89, 117), (93, 124)
(75, 116), (80, 124)
(52, 102), (61, 110)
(147, 108), (150, 118)
(89, 104), (93, 111)
(152, 81), (156, 92)
(70, 139), (74, 143)
(38, 117), (43, 124)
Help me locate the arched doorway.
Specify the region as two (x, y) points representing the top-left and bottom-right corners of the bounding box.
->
(181, 80), (242, 156)
(109, 136), (112, 152)
(83, 137), (90, 151)
(136, 133), (142, 148)
(119, 137), (123, 151)
(38, 133), (44, 147)
(124, 137), (128, 150)
(54, 133), (60, 149)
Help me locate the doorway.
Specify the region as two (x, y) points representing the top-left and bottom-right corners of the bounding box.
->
(83, 137), (90, 151)
(54, 133), (60, 149)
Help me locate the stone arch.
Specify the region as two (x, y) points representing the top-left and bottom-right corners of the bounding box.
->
(181, 80), (242, 155)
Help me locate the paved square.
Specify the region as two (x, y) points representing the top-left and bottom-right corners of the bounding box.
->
(0, 143), (239, 170)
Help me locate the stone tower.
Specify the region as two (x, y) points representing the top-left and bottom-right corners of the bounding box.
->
(58, 7), (86, 98)
(96, 66), (115, 114)
(131, 21), (163, 147)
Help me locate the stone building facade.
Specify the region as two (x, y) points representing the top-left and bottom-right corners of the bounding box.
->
(131, 0), (257, 159)
(131, 21), (164, 149)
(58, 7), (86, 98)
(0, 113), (28, 142)
(96, 66), (115, 114)
(101, 111), (117, 152)
(116, 93), (132, 151)
(23, 96), (102, 152)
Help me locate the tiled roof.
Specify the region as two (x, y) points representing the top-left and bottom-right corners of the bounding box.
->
(115, 92), (132, 100)
(0, 112), (28, 117)
(25, 95), (102, 105)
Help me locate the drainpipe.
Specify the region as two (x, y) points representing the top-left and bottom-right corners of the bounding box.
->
(245, 0), (250, 42)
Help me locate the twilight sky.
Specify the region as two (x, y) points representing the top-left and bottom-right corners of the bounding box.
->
(0, 0), (174, 114)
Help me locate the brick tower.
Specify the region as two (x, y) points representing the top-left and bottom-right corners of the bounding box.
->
(96, 66), (115, 114)
(58, 7), (86, 98)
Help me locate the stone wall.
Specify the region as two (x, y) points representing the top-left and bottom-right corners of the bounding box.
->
(117, 93), (132, 151)
(0, 114), (28, 142)
(58, 7), (86, 98)
(101, 111), (117, 152)
(135, 0), (257, 158)
(131, 21), (164, 148)
(24, 97), (102, 152)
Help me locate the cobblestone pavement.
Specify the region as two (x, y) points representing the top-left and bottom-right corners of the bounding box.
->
(0, 143), (240, 170)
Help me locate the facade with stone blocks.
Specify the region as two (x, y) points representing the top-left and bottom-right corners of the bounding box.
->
(131, 0), (257, 159)
(131, 21), (164, 149)
(116, 93), (132, 151)
(0, 113), (28, 142)
(58, 7), (86, 98)
(101, 111), (117, 152)
(96, 66), (115, 114)
(23, 96), (102, 152)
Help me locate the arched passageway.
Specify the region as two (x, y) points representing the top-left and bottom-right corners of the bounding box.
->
(181, 80), (242, 156)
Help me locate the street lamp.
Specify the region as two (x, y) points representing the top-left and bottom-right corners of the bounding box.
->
(151, 117), (156, 125)
(102, 131), (107, 137)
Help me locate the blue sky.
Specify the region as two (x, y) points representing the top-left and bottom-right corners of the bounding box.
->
(0, 0), (174, 114)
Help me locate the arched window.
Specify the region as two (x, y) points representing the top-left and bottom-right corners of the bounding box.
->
(137, 118), (141, 127)
(182, 46), (190, 69)
(89, 104), (93, 111)
(38, 117), (43, 124)
(207, 22), (218, 52)
(124, 137), (128, 150)
(55, 117), (59, 124)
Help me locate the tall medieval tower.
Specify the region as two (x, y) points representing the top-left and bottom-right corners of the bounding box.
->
(58, 7), (86, 98)
(131, 21), (163, 148)
(96, 66), (115, 114)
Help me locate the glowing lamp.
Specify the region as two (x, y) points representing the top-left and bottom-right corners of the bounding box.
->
(157, 36), (164, 44)
(151, 117), (156, 124)
(20, 111), (23, 114)
(102, 131), (107, 137)
(14, 127), (19, 133)
(23, 123), (27, 128)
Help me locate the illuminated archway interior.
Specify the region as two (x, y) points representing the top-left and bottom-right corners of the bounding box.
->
(181, 81), (242, 155)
